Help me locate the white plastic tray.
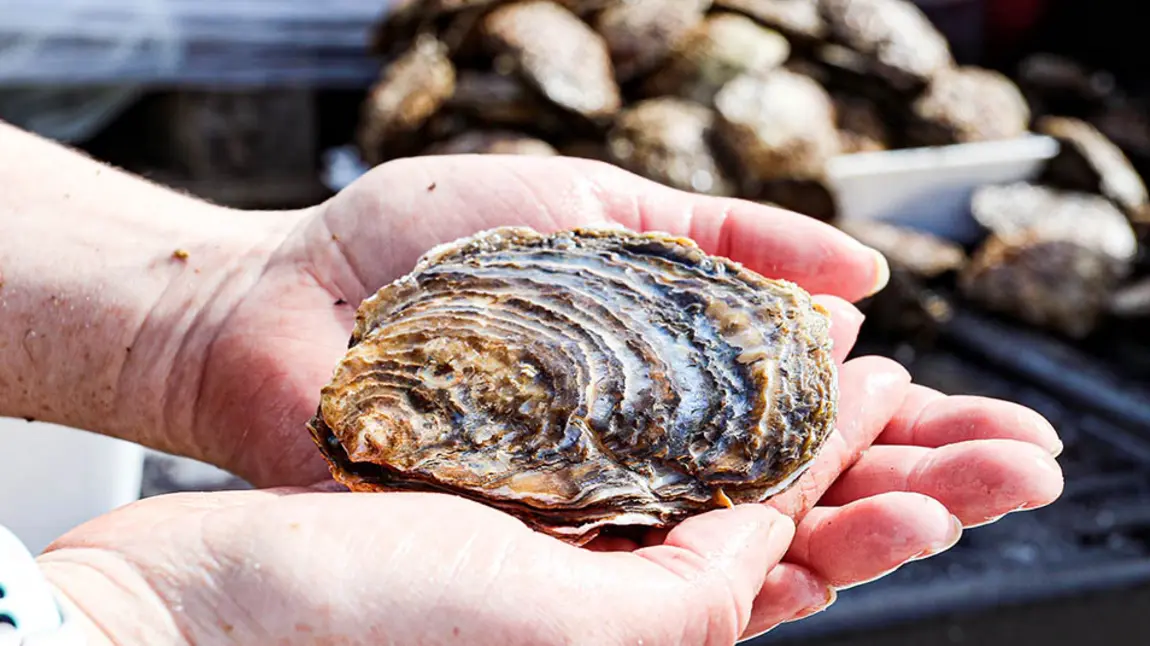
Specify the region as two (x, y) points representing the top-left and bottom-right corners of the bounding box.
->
(0, 419), (144, 554)
(827, 135), (1060, 244)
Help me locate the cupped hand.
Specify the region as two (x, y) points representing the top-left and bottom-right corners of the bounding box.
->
(171, 154), (1063, 637)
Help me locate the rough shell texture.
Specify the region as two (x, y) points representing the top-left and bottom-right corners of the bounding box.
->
(424, 130), (559, 155)
(482, 1), (622, 121)
(607, 97), (736, 196)
(908, 67), (1030, 146)
(714, 69), (841, 182)
(1037, 116), (1150, 232)
(713, 0), (826, 42)
(961, 183), (1137, 338)
(310, 227), (838, 543)
(818, 0), (953, 90)
(641, 12), (791, 106)
(592, 0), (712, 83)
(356, 36), (457, 165)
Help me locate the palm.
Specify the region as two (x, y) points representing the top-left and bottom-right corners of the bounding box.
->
(184, 155), (1062, 636)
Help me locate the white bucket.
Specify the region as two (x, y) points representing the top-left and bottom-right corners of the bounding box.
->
(0, 418), (144, 554)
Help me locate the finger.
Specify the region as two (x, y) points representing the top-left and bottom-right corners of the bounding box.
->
(741, 564), (835, 640)
(878, 387), (1063, 455)
(786, 492), (962, 589)
(813, 295), (864, 365)
(821, 440), (1065, 526)
(632, 505), (795, 642)
(768, 356), (912, 519)
(581, 160), (891, 302)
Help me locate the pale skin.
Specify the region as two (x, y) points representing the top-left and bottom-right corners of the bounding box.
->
(0, 120), (1065, 645)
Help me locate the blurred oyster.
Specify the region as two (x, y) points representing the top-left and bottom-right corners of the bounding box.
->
(837, 219), (964, 339)
(817, 0), (953, 91)
(960, 183), (1138, 338)
(356, 36), (457, 165)
(714, 69), (841, 184)
(1037, 116), (1150, 235)
(592, 0), (711, 83)
(482, 1), (622, 122)
(370, 0), (503, 57)
(832, 93), (890, 153)
(309, 227), (838, 543)
(425, 130), (559, 155)
(713, 0), (826, 43)
(907, 67), (1031, 147)
(1110, 278), (1150, 319)
(607, 97), (736, 196)
(755, 179), (838, 222)
(641, 12), (791, 105)
(446, 71), (568, 133)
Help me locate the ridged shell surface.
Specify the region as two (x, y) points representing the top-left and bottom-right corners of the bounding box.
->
(310, 227), (837, 543)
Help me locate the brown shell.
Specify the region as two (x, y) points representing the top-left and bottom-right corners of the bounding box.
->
(482, 1), (622, 122)
(713, 0), (826, 43)
(640, 12), (791, 105)
(309, 227), (838, 544)
(1037, 116), (1150, 233)
(960, 183), (1138, 338)
(446, 70), (568, 133)
(592, 0), (712, 83)
(817, 0), (953, 91)
(713, 68), (842, 183)
(356, 36), (457, 166)
(606, 97), (736, 196)
(832, 93), (890, 153)
(907, 67), (1030, 147)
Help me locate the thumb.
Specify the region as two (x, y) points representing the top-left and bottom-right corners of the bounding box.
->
(631, 505), (795, 645)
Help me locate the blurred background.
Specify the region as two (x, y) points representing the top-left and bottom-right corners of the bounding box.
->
(1, 1), (1149, 644)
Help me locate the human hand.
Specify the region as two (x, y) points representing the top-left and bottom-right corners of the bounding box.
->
(160, 155), (1061, 635)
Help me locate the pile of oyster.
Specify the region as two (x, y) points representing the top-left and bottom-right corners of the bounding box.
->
(355, 0), (1031, 221)
(310, 227), (838, 543)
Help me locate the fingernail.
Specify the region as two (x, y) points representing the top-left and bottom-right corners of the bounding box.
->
(1050, 439), (1065, 458)
(788, 586), (837, 622)
(913, 515), (964, 561)
(864, 249), (891, 297)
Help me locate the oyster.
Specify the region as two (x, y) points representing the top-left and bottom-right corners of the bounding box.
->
(606, 97), (736, 196)
(833, 92), (890, 153)
(592, 0), (712, 83)
(356, 36), (457, 166)
(1037, 116), (1150, 235)
(907, 67), (1031, 147)
(424, 130), (559, 155)
(713, 68), (841, 183)
(482, 1), (622, 122)
(309, 227), (838, 543)
(960, 183), (1138, 338)
(713, 0), (826, 43)
(754, 179), (838, 222)
(640, 12), (791, 105)
(446, 71), (567, 133)
(836, 219), (963, 339)
(817, 0), (953, 91)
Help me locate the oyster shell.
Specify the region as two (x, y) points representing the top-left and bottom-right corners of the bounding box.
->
(1037, 116), (1150, 235)
(592, 0), (712, 83)
(906, 67), (1030, 147)
(713, 0), (826, 43)
(446, 70), (568, 133)
(817, 0), (953, 91)
(960, 183), (1138, 338)
(640, 12), (791, 105)
(713, 68), (841, 183)
(482, 1), (622, 122)
(424, 130), (560, 155)
(606, 97), (736, 196)
(836, 219), (966, 280)
(356, 35), (457, 166)
(832, 92), (890, 153)
(309, 227), (838, 543)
